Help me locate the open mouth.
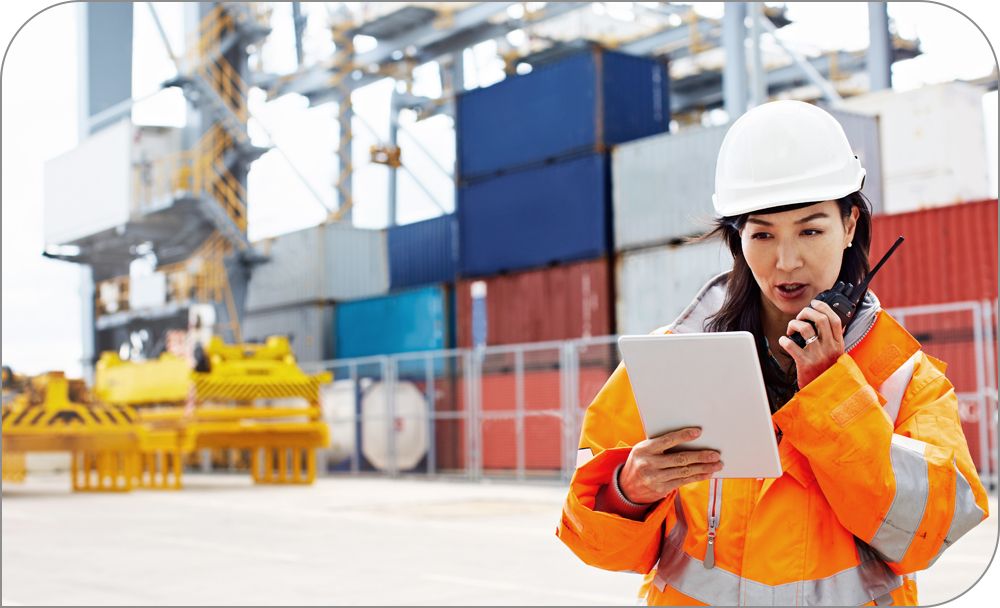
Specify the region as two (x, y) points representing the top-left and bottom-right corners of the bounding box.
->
(775, 283), (807, 300)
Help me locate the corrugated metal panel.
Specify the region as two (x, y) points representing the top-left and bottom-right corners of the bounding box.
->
(247, 223), (389, 311)
(842, 83), (992, 213)
(459, 154), (610, 277)
(613, 125), (727, 251)
(335, 285), (452, 360)
(870, 199), (997, 307)
(827, 107), (885, 214)
(387, 214), (458, 289)
(323, 222), (390, 300)
(456, 48), (669, 181)
(243, 303), (335, 363)
(247, 226), (324, 310)
(615, 240), (733, 335)
(612, 108), (883, 251)
(456, 258), (613, 347)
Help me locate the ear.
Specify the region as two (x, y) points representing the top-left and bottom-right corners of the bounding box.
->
(844, 206), (860, 248)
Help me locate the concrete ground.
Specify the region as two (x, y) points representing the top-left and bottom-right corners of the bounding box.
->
(2, 473), (997, 606)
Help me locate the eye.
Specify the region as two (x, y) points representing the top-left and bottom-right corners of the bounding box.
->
(802, 229), (823, 236)
(750, 232), (772, 240)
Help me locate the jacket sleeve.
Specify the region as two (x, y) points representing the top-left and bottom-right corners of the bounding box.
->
(773, 351), (990, 574)
(555, 362), (677, 573)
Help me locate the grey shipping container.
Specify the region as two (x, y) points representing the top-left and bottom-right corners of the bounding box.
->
(615, 239), (733, 336)
(243, 303), (335, 363)
(612, 107), (884, 251)
(246, 222), (389, 311)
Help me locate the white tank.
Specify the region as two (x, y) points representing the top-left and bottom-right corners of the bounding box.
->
(361, 381), (429, 471)
(318, 380), (363, 465)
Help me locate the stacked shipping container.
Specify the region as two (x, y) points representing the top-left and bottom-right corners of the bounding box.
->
(456, 47), (670, 345)
(243, 222), (389, 362)
(387, 214), (458, 289)
(448, 47), (669, 472)
(323, 214), (461, 472)
(271, 60), (994, 476)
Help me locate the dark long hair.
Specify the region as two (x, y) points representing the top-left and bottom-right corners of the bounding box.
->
(703, 192), (873, 412)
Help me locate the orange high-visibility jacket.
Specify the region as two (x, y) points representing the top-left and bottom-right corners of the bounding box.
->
(557, 274), (989, 606)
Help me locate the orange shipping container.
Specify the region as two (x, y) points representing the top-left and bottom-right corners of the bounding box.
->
(456, 258), (613, 348)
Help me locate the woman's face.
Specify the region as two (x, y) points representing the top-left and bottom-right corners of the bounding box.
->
(741, 200), (859, 318)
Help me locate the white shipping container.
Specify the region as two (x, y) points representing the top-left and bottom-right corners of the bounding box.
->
(246, 222), (389, 311)
(615, 239), (733, 335)
(612, 108), (884, 251)
(243, 303), (335, 363)
(842, 82), (991, 212)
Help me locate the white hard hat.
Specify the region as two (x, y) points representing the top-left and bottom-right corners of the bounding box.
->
(712, 100), (865, 216)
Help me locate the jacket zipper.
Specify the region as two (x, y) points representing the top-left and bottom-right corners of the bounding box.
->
(845, 302), (879, 352)
(704, 478), (722, 569)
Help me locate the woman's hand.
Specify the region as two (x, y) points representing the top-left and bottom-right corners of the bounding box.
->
(619, 427), (723, 504)
(778, 299), (846, 388)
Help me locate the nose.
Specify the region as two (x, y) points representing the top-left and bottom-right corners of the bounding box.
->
(775, 239), (804, 273)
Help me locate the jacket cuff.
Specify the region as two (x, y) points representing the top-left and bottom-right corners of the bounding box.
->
(594, 462), (657, 520)
(564, 446), (672, 528)
(773, 353), (890, 447)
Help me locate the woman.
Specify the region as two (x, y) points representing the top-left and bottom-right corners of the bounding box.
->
(556, 101), (989, 606)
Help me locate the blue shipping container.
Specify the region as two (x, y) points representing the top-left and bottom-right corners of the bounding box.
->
(458, 153), (610, 277)
(387, 214), (459, 289)
(456, 48), (669, 182)
(335, 285), (455, 377)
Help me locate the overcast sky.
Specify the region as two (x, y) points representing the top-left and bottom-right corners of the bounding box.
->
(2, 1), (998, 381)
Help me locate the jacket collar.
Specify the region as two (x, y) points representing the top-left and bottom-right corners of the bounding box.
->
(664, 271), (883, 351)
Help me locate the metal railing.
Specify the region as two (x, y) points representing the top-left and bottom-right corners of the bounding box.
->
(300, 300), (997, 486)
(132, 126), (247, 231)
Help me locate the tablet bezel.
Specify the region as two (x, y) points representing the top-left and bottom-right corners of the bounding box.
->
(617, 332), (782, 479)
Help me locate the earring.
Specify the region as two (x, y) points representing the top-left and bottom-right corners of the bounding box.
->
(847, 242), (853, 248)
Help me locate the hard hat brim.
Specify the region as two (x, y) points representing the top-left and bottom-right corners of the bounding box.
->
(712, 168), (865, 217)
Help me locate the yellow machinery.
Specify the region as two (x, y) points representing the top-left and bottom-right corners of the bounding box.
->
(3, 336), (331, 492)
(99, 335), (332, 485)
(181, 335), (331, 484)
(1, 373), (183, 491)
(95, 352), (191, 406)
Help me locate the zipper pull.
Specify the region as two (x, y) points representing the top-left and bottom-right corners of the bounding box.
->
(704, 516), (717, 569)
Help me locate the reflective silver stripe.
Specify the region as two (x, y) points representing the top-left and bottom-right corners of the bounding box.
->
(929, 460), (986, 565)
(870, 434), (930, 562)
(576, 448), (594, 468)
(653, 495), (902, 605)
(877, 352), (918, 424)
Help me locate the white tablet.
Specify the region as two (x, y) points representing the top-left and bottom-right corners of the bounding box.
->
(618, 332), (782, 479)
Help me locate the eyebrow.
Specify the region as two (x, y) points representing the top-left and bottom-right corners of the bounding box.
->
(746, 212), (830, 226)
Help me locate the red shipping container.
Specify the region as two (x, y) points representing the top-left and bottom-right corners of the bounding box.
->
(456, 257), (614, 348)
(869, 199), (998, 308)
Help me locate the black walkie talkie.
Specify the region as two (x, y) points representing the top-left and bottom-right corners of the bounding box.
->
(790, 236), (905, 348)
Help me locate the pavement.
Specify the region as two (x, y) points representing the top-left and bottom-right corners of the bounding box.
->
(2, 473), (997, 606)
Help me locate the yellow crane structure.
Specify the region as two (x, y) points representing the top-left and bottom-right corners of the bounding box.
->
(2, 336), (332, 492)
